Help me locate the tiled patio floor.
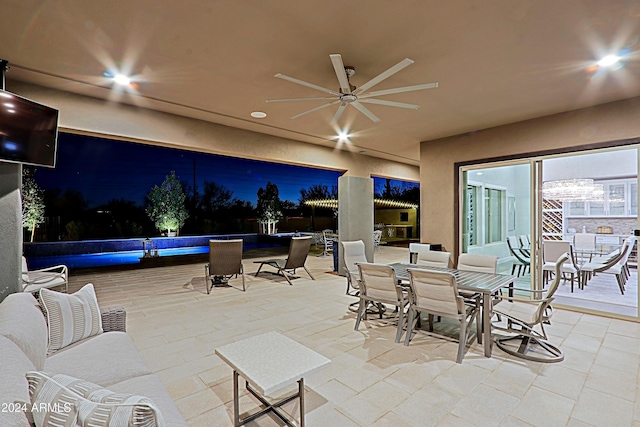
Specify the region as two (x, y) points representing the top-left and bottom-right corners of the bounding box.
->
(68, 246), (640, 426)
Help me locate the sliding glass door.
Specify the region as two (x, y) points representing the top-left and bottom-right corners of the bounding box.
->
(460, 147), (639, 320)
(461, 161), (534, 289)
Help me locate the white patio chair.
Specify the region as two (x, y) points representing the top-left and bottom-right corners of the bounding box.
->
(580, 237), (634, 294)
(573, 233), (596, 263)
(373, 230), (383, 253)
(341, 240), (367, 297)
(355, 263), (409, 343)
(415, 250), (451, 268)
(22, 256), (68, 293)
(492, 253), (569, 363)
(541, 240), (578, 292)
(457, 253), (498, 273)
(404, 268), (479, 363)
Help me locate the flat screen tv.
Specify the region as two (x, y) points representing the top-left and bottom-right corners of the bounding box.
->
(0, 89), (59, 168)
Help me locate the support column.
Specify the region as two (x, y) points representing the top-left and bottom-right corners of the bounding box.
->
(338, 175), (374, 276)
(0, 163), (22, 300)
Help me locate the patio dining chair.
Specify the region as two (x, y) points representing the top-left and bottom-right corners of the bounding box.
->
(415, 250), (451, 268)
(580, 237), (634, 294)
(21, 256), (68, 293)
(507, 235), (530, 277)
(354, 263), (409, 343)
(492, 253), (569, 363)
(373, 229), (383, 253)
(404, 268), (479, 363)
(542, 240), (578, 292)
(573, 233), (597, 263)
(342, 240), (367, 297)
(204, 239), (245, 293)
(456, 253), (498, 274)
(457, 253), (498, 328)
(254, 236), (315, 285)
(320, 229), (336, 257)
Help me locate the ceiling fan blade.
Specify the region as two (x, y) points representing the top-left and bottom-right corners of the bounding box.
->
(330, 54), (352, 94)
(266, 96), (336, 103)
(358, 98), (420, 110)
(275, 73), (342, 97)
(351, 101), (381, 123)
(353, 58), (414, 95)
(290, 100), (340, 119)
(330, 102), (348, 125)
(360, 82), (439, 98)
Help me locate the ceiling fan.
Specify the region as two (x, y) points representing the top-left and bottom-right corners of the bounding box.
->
(266, 54), (438, 125)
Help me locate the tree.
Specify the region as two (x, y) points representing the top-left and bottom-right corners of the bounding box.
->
(22, 168), (45, 242)
(256, 182), (282, 234)
(146, 171), (189, 236)
(200, 180), (234, 215)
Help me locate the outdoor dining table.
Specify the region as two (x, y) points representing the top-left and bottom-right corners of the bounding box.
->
(388, 262), (517, 357)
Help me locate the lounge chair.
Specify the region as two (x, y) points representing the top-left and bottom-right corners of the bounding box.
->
(21, 256), (68, 293)
(204, 239), (245, 293)
(254, 236), (315, 285)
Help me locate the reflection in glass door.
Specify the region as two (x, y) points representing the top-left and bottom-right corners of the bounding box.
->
(461, 162), (533, 288)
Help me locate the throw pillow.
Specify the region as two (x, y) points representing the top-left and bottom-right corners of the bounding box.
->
(39, 283), (103, 354)
(26, 371), (164, 427)
(25, 372), (78, 427)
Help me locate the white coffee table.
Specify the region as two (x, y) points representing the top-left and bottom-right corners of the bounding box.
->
(215, 331), (331, 426)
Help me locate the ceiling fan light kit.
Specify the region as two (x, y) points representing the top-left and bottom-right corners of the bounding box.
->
(266, 54), (438, 125)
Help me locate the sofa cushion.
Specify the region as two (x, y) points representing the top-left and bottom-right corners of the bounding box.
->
(0, 292), (48, 370)
(108, 374), (188, 427)
(39, 283), (103, 354)
(0, 336), (37, 427)
(45, 331), (153, 387)
(26, 371), (164, 427)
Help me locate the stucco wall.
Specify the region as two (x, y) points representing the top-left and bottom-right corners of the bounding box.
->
(8, 81), (418, 182)
(420, 96), (640, 255)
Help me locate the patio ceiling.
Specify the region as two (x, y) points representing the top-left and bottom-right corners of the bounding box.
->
(3, 1), (640, 166)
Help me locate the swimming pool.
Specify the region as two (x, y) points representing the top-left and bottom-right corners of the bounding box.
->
(24, 234), (297, 271)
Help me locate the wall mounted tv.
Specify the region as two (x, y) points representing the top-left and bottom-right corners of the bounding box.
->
(0, 89), (59, 168)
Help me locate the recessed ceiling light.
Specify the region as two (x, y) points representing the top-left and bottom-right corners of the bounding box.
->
(251, 111), (267, 118)
(597, 55), (621, 67)
(337, 132), (349, 141)
(113, 74), (131, 85)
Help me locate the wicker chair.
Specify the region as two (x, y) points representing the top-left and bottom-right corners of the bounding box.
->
(254, 236), (315, 285)
(205, 239), (245, 293)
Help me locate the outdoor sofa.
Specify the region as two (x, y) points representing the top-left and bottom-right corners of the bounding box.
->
(0, 289), (187, 426)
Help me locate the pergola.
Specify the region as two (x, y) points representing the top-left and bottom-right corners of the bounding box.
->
(304, 199), (418, 210)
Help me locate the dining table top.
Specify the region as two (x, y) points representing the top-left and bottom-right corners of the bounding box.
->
(388, 262), (516, 294)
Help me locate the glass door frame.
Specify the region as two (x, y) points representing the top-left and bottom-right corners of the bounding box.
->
(459, 159), (540, 295)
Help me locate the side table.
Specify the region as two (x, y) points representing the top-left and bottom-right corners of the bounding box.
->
(215, 331), (331, 426)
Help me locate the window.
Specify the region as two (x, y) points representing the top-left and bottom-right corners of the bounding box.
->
(465, 183), (506, 246)
(400, 212), (409, 222)
(485, 188), (504, 244)
(565, 178), (638, 217)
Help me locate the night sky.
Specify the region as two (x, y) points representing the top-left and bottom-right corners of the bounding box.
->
(33, 133), (415, 208)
